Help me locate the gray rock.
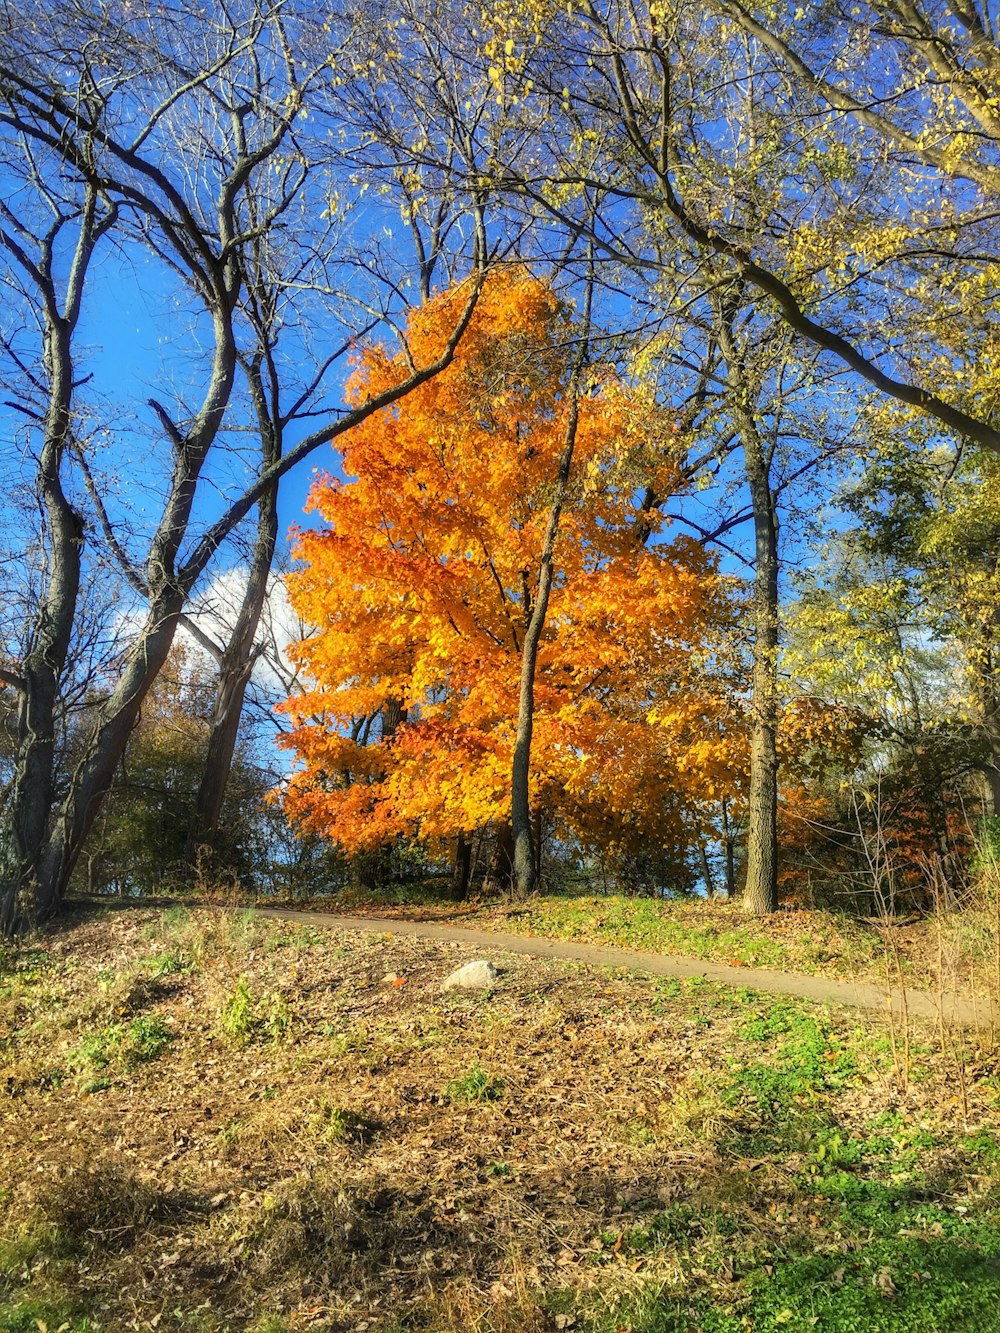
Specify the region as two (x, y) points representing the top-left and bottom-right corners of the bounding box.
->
(440, 959), (499, 992)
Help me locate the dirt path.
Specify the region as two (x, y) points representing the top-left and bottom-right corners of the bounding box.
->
(255, 905), (996, 1028)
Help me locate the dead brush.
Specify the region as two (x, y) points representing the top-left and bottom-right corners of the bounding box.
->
(150, 904), (266, 971)
(431, 1266), (551, 1332)
(653, 1074), (734, 1146)
(244, 1173), (433, 1285)
(72, 960), (157, 1026)
(249, 1178), (402, 1279)
(213, 1092), (379, 1166)
(28, 1155), (196, 1253)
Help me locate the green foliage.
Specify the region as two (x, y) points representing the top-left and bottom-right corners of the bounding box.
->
(445, 1063), (504, 1103)
(587, 1178), (1000, 1333)
(972, 816), (1000, 873)
(506, 895), (789, 967)
(306, 1102), (374, 1145)
(126, 1015), (173, 1062)
(0, 945), (52, 1000)
(251, 1318), (292, 1333)
(160, 905), (190, 932)
(72, 645), (286, 900)
(218, 976), (290, 1047)
(218, 976), (255, 1046)
(144, 947), (190, 978)
(68, 1015), (172, 1083)
(734, 1002), (856, 1097)
(0, 1223), (70, 1278)
(0, 1300), (98, 1333)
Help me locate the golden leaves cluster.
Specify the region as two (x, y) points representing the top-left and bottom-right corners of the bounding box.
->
(279, 270), (739, 857)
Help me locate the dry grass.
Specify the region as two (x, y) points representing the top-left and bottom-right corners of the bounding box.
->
(1, 905), (999, 1332)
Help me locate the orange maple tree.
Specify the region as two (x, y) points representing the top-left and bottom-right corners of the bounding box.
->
(279, 271), (740, 879)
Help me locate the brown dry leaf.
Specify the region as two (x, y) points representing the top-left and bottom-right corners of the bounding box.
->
(874, 1266), (898, 1298)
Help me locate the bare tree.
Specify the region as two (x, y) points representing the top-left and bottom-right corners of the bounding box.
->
(0, 121), (117, 930)
(0, 0), (488, 930)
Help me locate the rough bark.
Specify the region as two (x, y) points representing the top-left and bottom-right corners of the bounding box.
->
(974, 631), (1000, 817)
(38, 586), (190, 902)
(184, 535), (275, 869)
(451, 836), (472, 901)
(511, 277), (591, 897)
(482, 823), (515, 895)
(29, 293), (239, 913)
(185, 354), (281, 869)
(716, 307), (779, 916)
(721, 797), (736, 898)
(698, 838), (716, 898)
(741, 443), (780, 916)
(0, 183), (114, 930)
(3, 323), (83, 926)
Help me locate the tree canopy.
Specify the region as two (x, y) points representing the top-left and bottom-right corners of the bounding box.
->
(280, 272), (739, 883)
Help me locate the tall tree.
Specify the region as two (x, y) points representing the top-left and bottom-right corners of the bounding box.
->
(381, 0), (1000, 448)
(511, 261), (595, 896)
(281, 271), (739, 888)
(712, 291), (780, 914)
(0, 135), (116, 931)
(0, 0), (488, 930)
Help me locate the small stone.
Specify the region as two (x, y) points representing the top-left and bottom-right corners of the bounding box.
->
(440, 960), (499, 991)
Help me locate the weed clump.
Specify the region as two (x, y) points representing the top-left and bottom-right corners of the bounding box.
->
(445, 1063), (504, 1102)
(307, 1101), (378, 1146)
(68, 1014), (172, 1088)
(218, 975), (290, 1047)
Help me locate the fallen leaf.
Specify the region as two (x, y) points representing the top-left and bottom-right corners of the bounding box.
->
(874, 1267), (898, 1298)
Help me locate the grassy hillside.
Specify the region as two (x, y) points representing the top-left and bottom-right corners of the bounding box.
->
(285, 886), (1000, 994)
(2, 906), (999, 1332)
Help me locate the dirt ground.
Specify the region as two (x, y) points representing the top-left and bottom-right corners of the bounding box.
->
(2, 904), (1000, 1332)
(253, 904), (996, 1027)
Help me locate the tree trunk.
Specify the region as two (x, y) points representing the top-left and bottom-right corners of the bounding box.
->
(482, 823), (515, 895)
(34, 588), (188, 911)
(533, 808), (543, 886)
(721, 797), (736, 898)
(742, 437), (780, 915)
(451, 836), (472, 900)
(1, 324), (83, 930)
(31, 296), (239, 915)
(716, 304), (780, 916)
(0, 181), (113, 931)
(698, 837), (716, 898)
(511, 282), (591, 897)
(974, 632), (1000, 817)
(185, 478), (279, 870)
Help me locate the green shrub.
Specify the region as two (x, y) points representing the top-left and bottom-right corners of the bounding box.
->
(68, 1015), (172, 1082)
(218, 976), (290, 1047)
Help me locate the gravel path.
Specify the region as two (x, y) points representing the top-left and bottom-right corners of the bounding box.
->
(254, 905), (997, 1028)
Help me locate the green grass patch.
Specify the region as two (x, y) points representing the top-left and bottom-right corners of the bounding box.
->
(471, 893), (890, 980)
(0, 1298), (98, 1333)
(716, 1001), (859, 1156)
(68, 1014), (172, 1083)
(218, 975), (290, 1047)
(510, 896), (790, 968)
(143, 947), (190, 978)
(585, 1199), (1000, 1332)
(0, 944), (53, 1000)
(445, 1063), (504, 1103)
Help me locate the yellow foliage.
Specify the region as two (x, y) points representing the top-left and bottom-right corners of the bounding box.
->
(279, 271), (740, 858)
